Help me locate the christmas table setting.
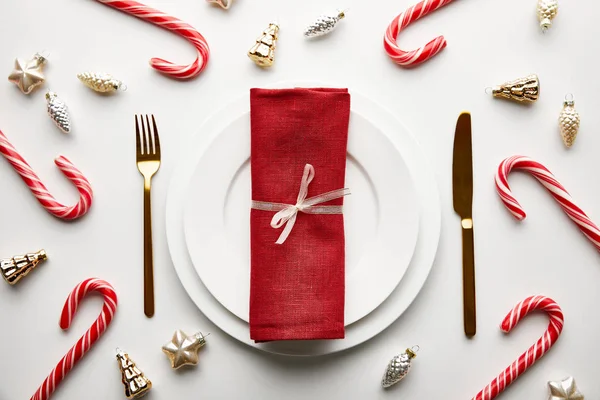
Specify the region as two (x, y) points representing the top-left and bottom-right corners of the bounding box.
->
(1, 0), (599, 399)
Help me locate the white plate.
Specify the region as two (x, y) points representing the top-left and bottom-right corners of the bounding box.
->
(166, 86), (441, 356)
(183, 110), (420, 326)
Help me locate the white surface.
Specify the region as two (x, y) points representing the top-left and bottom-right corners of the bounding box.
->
(173, 88), (438, 355)
(1, 0), (599, 398)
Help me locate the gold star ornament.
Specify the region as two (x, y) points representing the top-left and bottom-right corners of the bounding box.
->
(162, 330), (208, 369)
(548, 377), (585, 400)
(8, 53), (47, 94)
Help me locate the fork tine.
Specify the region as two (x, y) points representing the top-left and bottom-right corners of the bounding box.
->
(145, 115), (153, 154)
(151, 115), (160, 157)
(135, 115), (142, 156)
(141, 114), (149, 155)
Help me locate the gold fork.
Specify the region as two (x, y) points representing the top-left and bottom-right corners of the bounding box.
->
(135, 115), (161, 318)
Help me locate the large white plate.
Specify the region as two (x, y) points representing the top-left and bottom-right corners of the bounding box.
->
(166, 86), (441, 356)
(183, 110), (420, 326)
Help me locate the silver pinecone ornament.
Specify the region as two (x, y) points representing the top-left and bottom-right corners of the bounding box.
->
(537, 0), (558, 32)
(559, 94), (580, 148)
(304, 10), (345, 38)
(77, 72), (125, 93)
(382, 346), (418, 388)
(46, 91), (71, 133)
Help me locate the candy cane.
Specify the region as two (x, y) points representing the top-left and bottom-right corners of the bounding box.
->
(0, 129), (92, 220)
(31, 278), (118, 400)
(496, 155), (600, 251)
(472, 296), (564, 400)
(94, 0), (210, 79)
(384, 0), (455, 67)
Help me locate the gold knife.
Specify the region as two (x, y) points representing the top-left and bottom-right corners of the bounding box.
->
(452, 111), (476, 337)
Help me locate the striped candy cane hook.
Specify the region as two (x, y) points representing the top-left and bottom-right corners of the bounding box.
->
(384, 0), (456, 67)
(496, 155), (600, 251)
(472, 296), (564, 400)
(94, 0), (210, 79)
(31, 278), (118, 400)
(0, 129), (93, 220)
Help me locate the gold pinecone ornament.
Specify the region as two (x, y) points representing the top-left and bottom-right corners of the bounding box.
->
(537, 0), (558, 32)
(491, 74), (540, 103)
(559, 94), (580, 148)
(1, 250), (47, 285)
(248, 23), (279, 68)
(46, 91), (71, 133)
(77, 72), (125, 93)
(116, 349), (152, 399)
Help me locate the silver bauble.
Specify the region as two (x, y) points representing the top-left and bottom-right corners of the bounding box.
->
(382, 347), (418, 388)
(46, 92), (71, 133)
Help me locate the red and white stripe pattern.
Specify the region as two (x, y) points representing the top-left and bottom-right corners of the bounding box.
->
(31, 278), (118, 400)
(384, 0), (455, 67)
(0, 129), (93, 220)
(96, 0), (210, 79)
(472, 296), (564, 400)
(496, 155), (600, 251)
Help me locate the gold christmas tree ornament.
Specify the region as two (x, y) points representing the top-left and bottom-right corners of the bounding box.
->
(8, 53), (48, 94)
(488, 74), (540, 103)
(162, 330), (209, 369)
(46, 91), (72, 133)
(116, 349), (152, 399)
(537, 0), (558, 32)
(1, 250), (47, 285)
(248, 23), (279, 68)
(559, 94), (580, 148)
(77, 72), (126, 93)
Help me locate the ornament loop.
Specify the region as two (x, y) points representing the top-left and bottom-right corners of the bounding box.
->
(411, 345), (420, 353)
(484, 87), (493, 95)
(564, 93), (574, 104)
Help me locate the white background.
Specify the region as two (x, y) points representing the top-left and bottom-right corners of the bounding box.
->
(1, 0), (599, 399)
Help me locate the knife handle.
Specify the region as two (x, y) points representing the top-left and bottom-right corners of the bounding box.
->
(461, 218), (476, 337)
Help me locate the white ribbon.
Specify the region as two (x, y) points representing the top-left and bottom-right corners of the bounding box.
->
(251, 164), (350, 244)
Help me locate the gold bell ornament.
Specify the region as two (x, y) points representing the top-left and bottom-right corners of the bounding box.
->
(248, 23), (280, 68)
(487, 74), (540, 104)
(8, 52), (48, 94)
(537, 0), (558, 32)
(77, 72), (126, 93)
(559, 94), (580, 148)
(162, 330), (209, 369)
(116, 349), (152, 399)
(1, 250), (47, 285)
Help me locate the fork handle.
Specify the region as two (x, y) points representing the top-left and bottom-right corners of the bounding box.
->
(143, 177), (155, 318)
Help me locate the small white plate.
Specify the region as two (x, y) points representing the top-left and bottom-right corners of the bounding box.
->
(183, 109), (420, 326)
(166, 86), (441, 356)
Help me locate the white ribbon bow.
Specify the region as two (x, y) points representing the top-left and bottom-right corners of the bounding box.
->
(251, 164), (350, 244)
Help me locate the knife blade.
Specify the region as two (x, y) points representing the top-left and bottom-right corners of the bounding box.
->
(452, 111), (476, 337)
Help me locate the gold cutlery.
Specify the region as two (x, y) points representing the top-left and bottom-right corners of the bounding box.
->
(135, 114), (161, 318)
(452, 111), (476, 337)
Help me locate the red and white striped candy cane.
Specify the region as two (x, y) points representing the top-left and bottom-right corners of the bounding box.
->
(94, 0), (209, 79)
(0, 129), (92, 220)
(31, 278), (118, 400)
(384, 0), (455, 67)
(472, 296), (564, 400)
(496, 155), (600, 251)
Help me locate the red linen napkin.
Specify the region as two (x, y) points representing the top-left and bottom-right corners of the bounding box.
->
(250, 88), (350, 341)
